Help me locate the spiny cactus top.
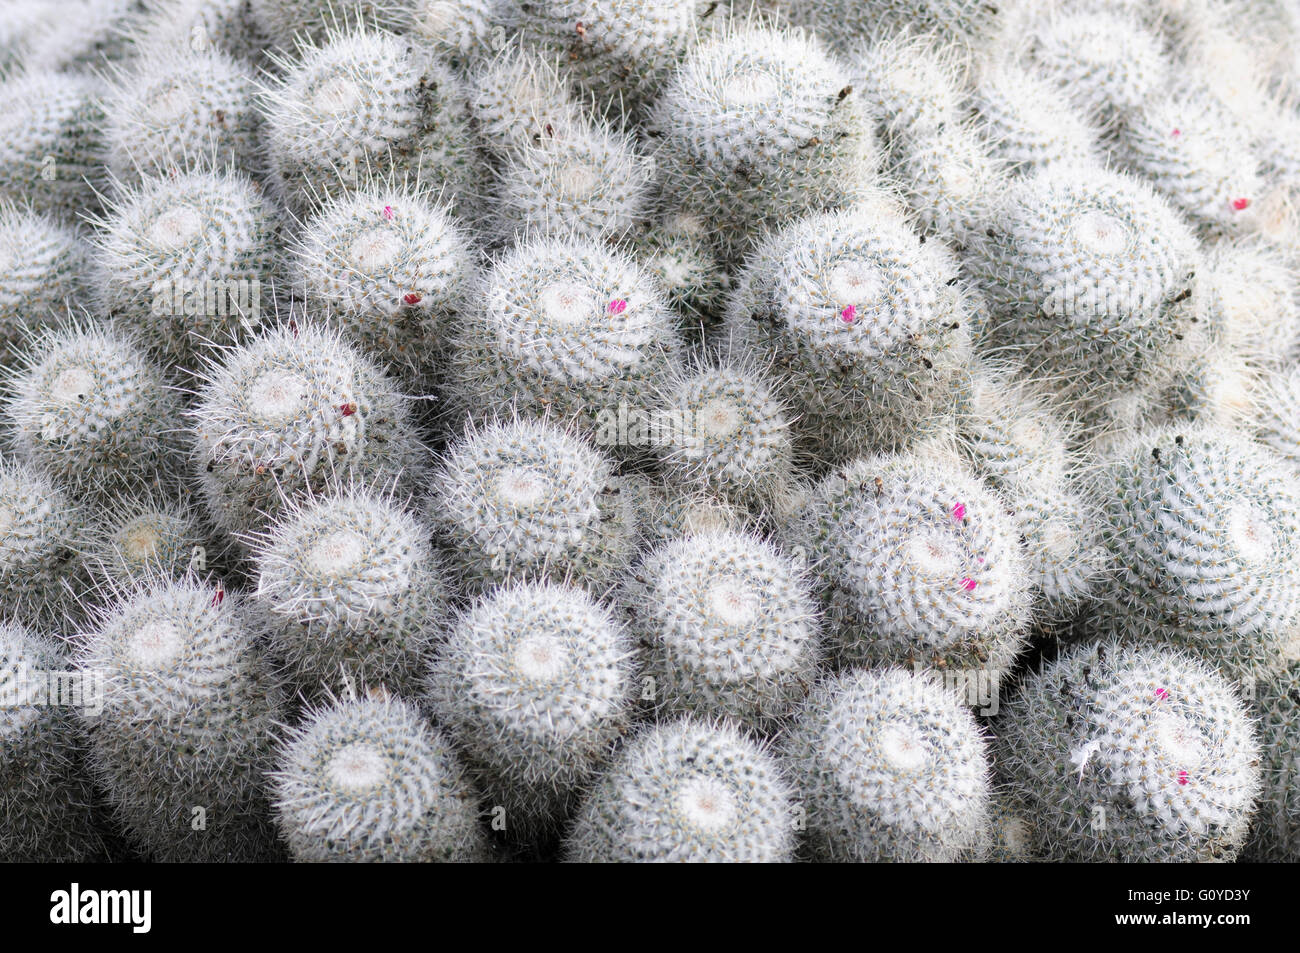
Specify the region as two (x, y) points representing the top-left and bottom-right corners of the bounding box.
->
(403, 0), (508, 67)
(430, 416), (638, 593)
(564, 718), (798, 862)
(5, 321), (186, 505)
(252, 485), (447, 700)
(76, 576), (285, 862)
(289, 181), (476, 383)
(789, 451), (1031, 677)
(259, 26), (479, 217)
(847, 31), (967, 142)
(0, 455), (86, 627)
(970, 59), (1098, 173)
(468, 42), (585, 159)
(190, 322), (425, 539)
(996, 640), (1262, 861)
(782, 0), (998, 50)
(726, 199), (968, 459)
(0, 201), (88, 355)
(622, 529), (820, 727)
(1090, 424), (1300, 683)
(84, 495), (210, 592)
(271, 694), (487, 862)
(783, 667), (993, 862)
(93, 168), (281, 368)
(426, 580), (636, 837)
(446, 235), (683, 433)
(102, 45), (261, 183)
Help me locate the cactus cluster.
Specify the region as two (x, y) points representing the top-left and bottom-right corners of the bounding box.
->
(0, 0), (1296, 867)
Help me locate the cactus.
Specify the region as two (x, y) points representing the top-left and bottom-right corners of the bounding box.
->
(965, 164), (1199, 422)
(780, 0), (998, 50)
(403, 0), (509, 69)
(132, 0), (270, 64)
(0, 621), (105, 861)
(76, 576), (286, 861)
(5, 321), (187, 505)
(996, 640), (1261, 861)
(468, 41), (586, 159)
(0, 200), (89, 357)
(92, 168), (282, 370)
(0, 71), (107, 222)
(1243, 662), (1300, 861)
(84, 495), (212, 591)
(251, 485), (447, 700)
(259, 25), (479, 219)
(445, 235), (683, 436)
(287, 180), (476, 384)
(1254, 363), (1300, 469)
(847, 31), (967, 145)
(650, 21), (880, 262)
(426, 580), (635, 840)
(783, 667), (993, 862)
(632, 212), (730, 332)
(970, 59), (1098, 174)
(429, 417), (639, 594)
(725, 200), (970, 463)
(248, 0), (403, 50)
(189, 322), (426, 540)
(271, 692), (487, 862)
(890, 122), (1002, 244)
(0, 457), (87, 629)
(622, 529), (820, 728)
(564, 718), (798, 862)
(787, 452), (1031, 680)
(651, 360), (796, 512)
(487, 113), (655, 245)
(102, 45), (262, 183)
(18, 0), (140, 71)
(1089, 424), (1300, 685)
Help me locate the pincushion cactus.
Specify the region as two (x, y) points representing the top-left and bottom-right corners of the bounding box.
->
(1089, 424), (1300, 684)
(77, 576), (286, 862)
(632, 212), (730, 331)
(445, 235), (683, 435)
(725, 200), (970, 462)
(970, 59), (1098, 174)
(102, 45), (262, 183)
(249, 0), (403, 50)
(5, 322), (186, 505)
(650, 21), (880, 261)
(996, 640), (1261, 861)
(787, 451), (1031, 680)
(0, 71), (107, 221)
(93, 168), (281, 369)
(429, 417), (639, 594)
(259, 25), (479, 218)
(84, 495), (211, 591)
(403, 0), (508, 68)
(271, 693), (487, 862)
(252, 486), (447, 700)
(189, 322), (426, 540)
(0, 457), (87, 628)
(0, 201), (89, 357)
(564, 718), (798, 862)
(288, 180), (476, 383)
(622, 529), (820, 728)
(783, 667), (993, 862)
(0, 621), (105, 861)
(468, 42), (585, 159)
(1244, 662), (1300, 861)
(426, 580), (636, 840)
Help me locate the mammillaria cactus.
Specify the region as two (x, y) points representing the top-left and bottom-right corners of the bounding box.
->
(0, 457), (87, 628)
(259, 26), (478, 218)
(288, 181), (476, 383)
(190, 322), (425, 540)
(271, 693), (487, 862)
(403, 0), (508, 68)
(0, 621), (105, 861)
(725, 200), (970, 462)
(0, 71), (106, 221)
(564, 718), (798, 862)
(76, 576), (286, 862)
(426, 581), (635, 841)
(0, 201), (89, 356)
(429, 417), (639, 594)
(970, 60), (1098, 174)
(468, 42), (585, 159)
(622, 529), (820, 728)
(92, 168), (281, 369)
(847, 31), (967, 145)
(650, 361), (795, 512)
(996, 640), (1262, 861)
(249, 0), (403, 50)
(1254, 363), (1300, 469)
(1089, 424), (1300, 684)
(1244, 662), (1300, 860)
(966, 165), (1199, 421)
(252, 486), (447, 700)
(5, 322), (186, 505)
(787, 451), (1031, 680)
(633, 212), (730, 332)
(102, 45), (261, 183)
(783, 667), (993, 862)
(780, 0), (998, 49)
(650, 21), (880, 261)
(445, 235), (683, 435)
(132, 0), (269, 63)
(83, 495), (211, 591)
